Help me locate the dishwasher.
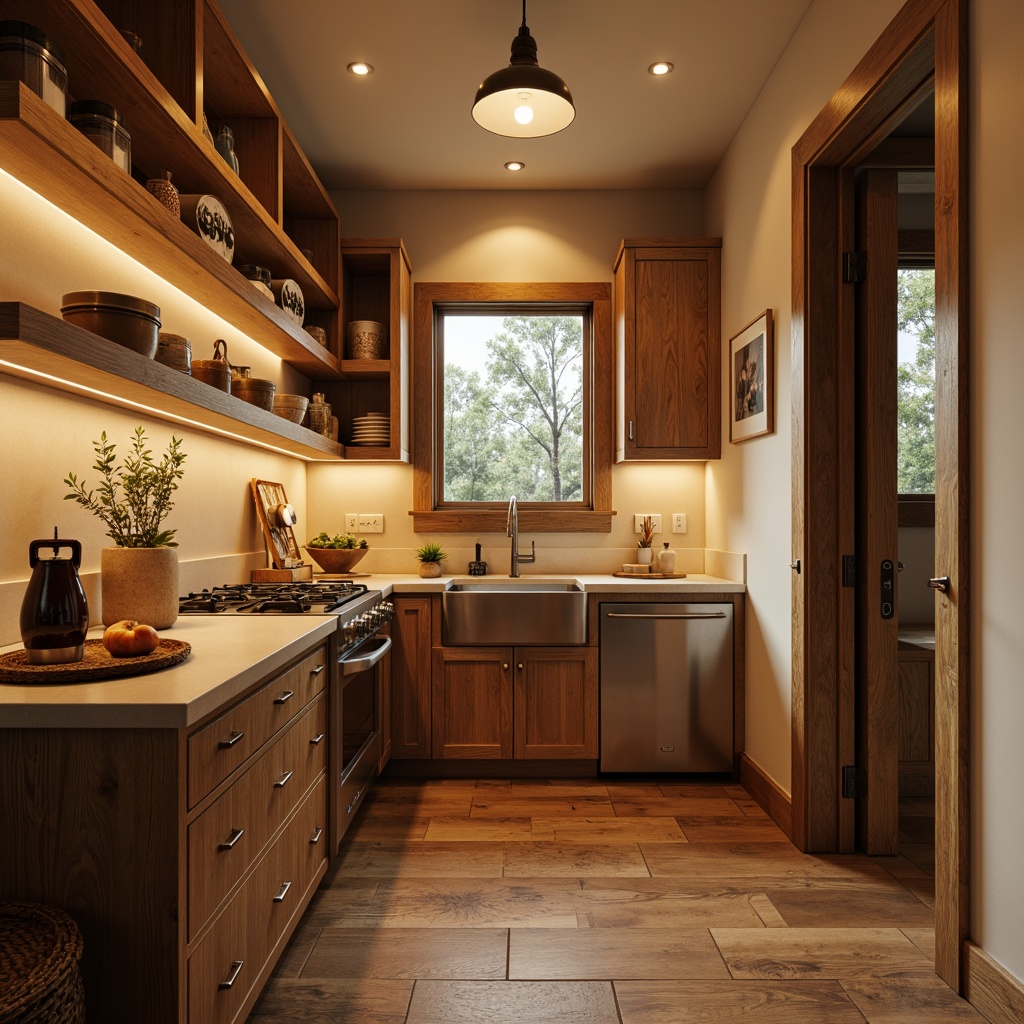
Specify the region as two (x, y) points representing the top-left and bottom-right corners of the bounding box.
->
(599, 603), (733, 772)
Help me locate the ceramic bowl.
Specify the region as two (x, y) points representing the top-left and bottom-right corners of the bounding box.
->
(272, 394), (309, 424)
(304, 546), (367, 574)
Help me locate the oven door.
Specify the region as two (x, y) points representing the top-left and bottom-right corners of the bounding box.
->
(332, 634), (391, 849)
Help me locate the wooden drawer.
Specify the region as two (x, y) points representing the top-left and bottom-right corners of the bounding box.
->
(188, 696), (327, 939)
(188, 645), (327, 807)
(188, 775), (327, 1024)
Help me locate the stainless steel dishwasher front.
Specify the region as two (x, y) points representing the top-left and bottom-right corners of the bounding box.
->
(599, 602), (734, 772)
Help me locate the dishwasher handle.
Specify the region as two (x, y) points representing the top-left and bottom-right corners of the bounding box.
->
(605, 611), (728, 620)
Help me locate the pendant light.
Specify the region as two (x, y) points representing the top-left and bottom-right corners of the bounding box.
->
(472, 0), (575, 138)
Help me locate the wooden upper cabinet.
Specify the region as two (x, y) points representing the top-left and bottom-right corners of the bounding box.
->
(614, 238), (722, 460)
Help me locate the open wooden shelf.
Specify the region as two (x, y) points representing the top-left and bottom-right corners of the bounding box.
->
(0, 303), (346, 461)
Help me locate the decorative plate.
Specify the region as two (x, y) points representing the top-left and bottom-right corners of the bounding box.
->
(0, 638), (192, 684)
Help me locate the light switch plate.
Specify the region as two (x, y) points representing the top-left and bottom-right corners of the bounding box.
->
(672, 513), (687, 534)
(358, 513), (384, 533)
(634, 513), (662, 534)
(344, 513), (358, 532)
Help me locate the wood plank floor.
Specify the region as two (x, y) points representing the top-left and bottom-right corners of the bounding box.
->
(249, 778), (982, 1023)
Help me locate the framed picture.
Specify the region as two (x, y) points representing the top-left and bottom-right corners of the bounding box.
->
(729, 309), (774, 442)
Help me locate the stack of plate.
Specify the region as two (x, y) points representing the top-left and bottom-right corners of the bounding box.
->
(350, 413), (390, 446)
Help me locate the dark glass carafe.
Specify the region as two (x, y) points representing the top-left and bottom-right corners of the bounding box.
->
(20, 532), (89, 664)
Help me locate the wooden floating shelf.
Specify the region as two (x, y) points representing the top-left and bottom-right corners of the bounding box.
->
(0, 303), (346, 461)
(0, 82), (342, 380)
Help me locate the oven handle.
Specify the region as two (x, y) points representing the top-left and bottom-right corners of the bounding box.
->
(338, 634), (392, 676)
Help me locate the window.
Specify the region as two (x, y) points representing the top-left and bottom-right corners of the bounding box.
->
(412, 282), (613, 532)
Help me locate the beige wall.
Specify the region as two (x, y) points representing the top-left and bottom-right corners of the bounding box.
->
(308, 190), (711, 575)
(970, 0), (1024, 982)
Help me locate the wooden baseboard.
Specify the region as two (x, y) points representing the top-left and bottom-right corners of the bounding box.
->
(383, 759), (599, 779)
(965, 941), (1024, 1024)
(740, 752), (793, 840)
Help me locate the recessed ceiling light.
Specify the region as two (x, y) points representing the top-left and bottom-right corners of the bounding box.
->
(347, 62), (374, 76)
(648, 61), (674, 77)
(504, 161), (526, 172)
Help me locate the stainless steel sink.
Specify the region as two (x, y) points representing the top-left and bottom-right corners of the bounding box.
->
(442, 580), (587, 645)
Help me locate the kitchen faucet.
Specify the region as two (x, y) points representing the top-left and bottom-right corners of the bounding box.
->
(507, 495), (535, 578)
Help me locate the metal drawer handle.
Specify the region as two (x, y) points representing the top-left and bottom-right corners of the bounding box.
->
(218, 730), (244, 749)
(606, 611), (727, 620)
(218, 827), (245, 850)
(274, 770), (294, 788)
(218, 960), (244, 990)
(310, 664), (325, 675)
(274, 690), (295, 705)
(273, 880), (292, 903)
(310, 827), (323, 845)
(310, 733), (325, 746)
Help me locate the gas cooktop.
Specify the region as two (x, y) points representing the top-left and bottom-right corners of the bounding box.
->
(178, 581), (369, 615)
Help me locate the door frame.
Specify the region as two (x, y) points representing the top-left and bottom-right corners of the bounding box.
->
(790, 0), (968, 991)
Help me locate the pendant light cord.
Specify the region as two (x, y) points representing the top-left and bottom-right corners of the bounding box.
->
(522, 0), (527, 30)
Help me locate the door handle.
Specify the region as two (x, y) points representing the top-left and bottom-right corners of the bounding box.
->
(929, 576), (951, 593)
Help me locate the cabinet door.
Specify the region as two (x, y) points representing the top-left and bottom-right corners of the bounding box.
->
(616, 241), (721, 460)
(432, 647), (512, 759)
(391, 597), (433, 758)
(513, 647), (599, 759)
(378, 621), (393, 772)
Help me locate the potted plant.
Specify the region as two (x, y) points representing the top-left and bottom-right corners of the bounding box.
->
(415, 540), (447, 578)
(637, 515), (655, 566)
(65, 427), (186, 627)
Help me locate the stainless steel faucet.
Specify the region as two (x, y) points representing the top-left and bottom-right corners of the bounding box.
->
(507, 495), (535, 577)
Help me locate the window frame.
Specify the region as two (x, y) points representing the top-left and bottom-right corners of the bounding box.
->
(412, 282), (613, 533)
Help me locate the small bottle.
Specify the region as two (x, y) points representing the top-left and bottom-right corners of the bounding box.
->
(215, 125), (239, 174)
(145, 170), (179, 217)
(657, 541), (677, 574)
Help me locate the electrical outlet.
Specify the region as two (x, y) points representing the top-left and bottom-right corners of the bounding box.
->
(344, 513), (358, 532)
(633, 513), (662, 534)
(672, 513), (687, 534)
(357, 513), (384, 533)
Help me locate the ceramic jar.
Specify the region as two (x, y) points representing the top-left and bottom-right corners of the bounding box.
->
(145, 170), (179, 217)
(101, 546), (178, 628)
(657, 542), (677, 574)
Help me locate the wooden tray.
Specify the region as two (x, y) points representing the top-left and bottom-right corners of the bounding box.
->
(251, 478), (302, 568)
(0, 638), (191, 684)
(612, 571), (688, 579)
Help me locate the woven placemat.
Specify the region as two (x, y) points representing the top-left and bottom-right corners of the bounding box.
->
(0, 638), (191, 685)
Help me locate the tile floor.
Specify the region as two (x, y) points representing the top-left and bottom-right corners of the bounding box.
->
(249, 778), (984, 1023)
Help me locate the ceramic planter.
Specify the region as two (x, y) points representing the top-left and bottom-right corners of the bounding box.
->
(418, 562), (443, 578)
(101, 546), (179, 628)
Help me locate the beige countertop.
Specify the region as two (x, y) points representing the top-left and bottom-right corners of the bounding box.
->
(0, 616), (337, 730)
(361, 573), (746, 595)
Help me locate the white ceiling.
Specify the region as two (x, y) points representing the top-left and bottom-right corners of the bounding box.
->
(215, 0), (815, 192)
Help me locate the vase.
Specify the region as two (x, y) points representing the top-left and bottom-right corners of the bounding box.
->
(657, 543), (677, 574)
(101, 546), (179, 628)
(637, 546), (654, 566)
(418, 562), (442, 578)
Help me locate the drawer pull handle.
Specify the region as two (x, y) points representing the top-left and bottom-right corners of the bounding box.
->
(219, 960), (244, 990)
(274, 690), (295, 705)
(274, 770), (294, 788)
(310, 733), (325, 746)
(218, 730), (244, 749)
(218, 827), (245, 850)
(273, 880), (292, 903)
(311, 665), (325, 675)
(310, 827), (323, 844)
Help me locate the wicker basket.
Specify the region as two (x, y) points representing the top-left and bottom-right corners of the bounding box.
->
(0, 903), (85, 1024)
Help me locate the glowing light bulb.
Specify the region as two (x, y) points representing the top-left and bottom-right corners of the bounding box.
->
(514, 94), (534, 126)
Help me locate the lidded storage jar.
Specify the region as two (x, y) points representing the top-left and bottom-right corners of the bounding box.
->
(236, 264), (273, 300)
(0, 21), (68, 116)
(68, 100), (131, 173)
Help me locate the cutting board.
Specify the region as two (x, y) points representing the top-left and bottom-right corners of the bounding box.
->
(250, 479), (302, 568)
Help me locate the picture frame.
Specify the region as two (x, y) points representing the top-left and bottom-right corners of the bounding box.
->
(729, 308), (774, 442)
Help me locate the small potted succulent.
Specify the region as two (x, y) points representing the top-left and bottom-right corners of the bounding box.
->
(64, 426), (187, 627)
(415, 540), (447, 578)
(637, 515), (655, 566)
(305, 532), (369, 574)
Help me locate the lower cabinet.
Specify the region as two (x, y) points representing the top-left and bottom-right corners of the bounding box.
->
(898, 638), (935, 796)
(431, 645), (598, 760)
(390, 596), (434, 758)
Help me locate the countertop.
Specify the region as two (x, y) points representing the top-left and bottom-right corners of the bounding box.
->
(0, 616), (337, 730)
(361, 573), (746, 595)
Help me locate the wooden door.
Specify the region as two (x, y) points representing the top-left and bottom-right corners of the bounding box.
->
(390, 596), (432, 758)
(513, 647), (599, 759)
(854, 168), (900, 855)
(431, 647), (512, 759)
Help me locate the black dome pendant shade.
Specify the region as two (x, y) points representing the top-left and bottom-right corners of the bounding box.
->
(472, 1), (575, 138)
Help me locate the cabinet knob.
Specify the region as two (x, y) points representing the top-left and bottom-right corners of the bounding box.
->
(502, 663), (509, 670)
(517, 663), (524, 670)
